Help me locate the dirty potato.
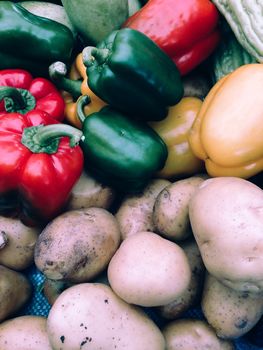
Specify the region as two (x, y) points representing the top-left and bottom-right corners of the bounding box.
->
(0, 216), (40, 270)
(115, 178), (171, 240)
(66, 171), (115, 211)
(34, 207), (121, 282)
(0, 265), (32, 322)
(153, 175), (207, 241)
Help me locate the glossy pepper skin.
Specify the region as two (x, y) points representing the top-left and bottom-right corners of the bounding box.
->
(0, 1), (75, 76)
(150, 97), (204, 179)
(189, 64), (263, 179)
(123, 0), (221, 75)
(0, 110), (83, 225)
(78, 96), (168, 193)
(0, 69), (65, 121)
(82, 28), (184, 121)
(49, 54), (106, 129)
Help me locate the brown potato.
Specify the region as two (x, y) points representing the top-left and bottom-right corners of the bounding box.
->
(157, 239), (205, 319)
(34, 207), (121, 282)
(0, 315), (52, 350)
(115, 178), (171, 240)
(42, 278), (74, 306)
(153, 175), (207, 241)
(66, 171), (116, 211)
(0, 216), (40, 270)
(0, 265), (32, 322)
(163, 318), (234, 349)
(201, 273), (263, 339)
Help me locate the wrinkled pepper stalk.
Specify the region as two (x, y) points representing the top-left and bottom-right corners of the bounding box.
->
(49, 58), (106, 128)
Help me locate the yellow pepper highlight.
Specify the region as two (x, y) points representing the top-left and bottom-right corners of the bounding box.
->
(189, 64), (263, 179)
(150, 97), (204, 179)
(63, 53), (107, 129)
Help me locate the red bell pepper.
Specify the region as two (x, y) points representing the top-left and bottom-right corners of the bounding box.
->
(0, 110), (84, 225)
(0, 69), (65, 121)
(123, 0), (221, 75)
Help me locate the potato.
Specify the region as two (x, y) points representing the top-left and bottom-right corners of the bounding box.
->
(34, 207), (121, 282)
(0, 315), (52, 350)
(189, 177), (263, 294)
(43, 278), (74, 305)
(0, 216), (40, 270)
(157, 239), (205, 319)
(153, 175), (207, 241)
(66, 171), (115, 211)
(115, 178), (171, 240)
(201, 273), (263, 339)
(47, 283), (165, 350)
(162, 318), (234, 350)
(0, 265), (32, 322)
(108, 231), (191, 307)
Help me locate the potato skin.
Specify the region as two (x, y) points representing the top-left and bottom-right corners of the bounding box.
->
(43, 279), (74, 306)
(0, 216), (40, 270)
(201, 273), (263, 339)
(115, 179), (171, 240)
(47, 283), (165, 350)
(67, 171), (115, 210)
(0, 265), (32, 322)
(163, 318), (234, 350)
(34, 207), (121, 282)
(0, 315), (52, 350)
(189, 177), (263, 294)
(157, 239), (205, 319)
(153, 175), (207, 241)
(108, 231), (191, 307)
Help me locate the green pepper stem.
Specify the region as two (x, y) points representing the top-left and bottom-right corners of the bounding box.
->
(77, 95), (91, 124)
(0, 86), (36, 114)
(82, 47), (110, 67)
(22, 124), (83, 154)
(49, 61), (82, 101)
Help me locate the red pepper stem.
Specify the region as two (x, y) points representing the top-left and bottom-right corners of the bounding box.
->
(34, 124), (83, 147)
(0, 86), (36, 114)
(77, 95), (91, 124)
(49, 61), (82, 101)
(82, 47), (110, 67)
(22, 124), (83, 154)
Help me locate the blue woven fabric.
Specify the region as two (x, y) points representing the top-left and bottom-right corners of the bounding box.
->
(20, 265), (51, 317)
(21, 265), (262, 350)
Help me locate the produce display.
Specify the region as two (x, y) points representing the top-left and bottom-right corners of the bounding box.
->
(0, 0), (262, 349)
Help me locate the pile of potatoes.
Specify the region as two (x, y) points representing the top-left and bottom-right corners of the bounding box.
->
(0, 169), (262, 349)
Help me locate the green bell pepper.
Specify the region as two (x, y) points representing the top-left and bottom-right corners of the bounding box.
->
(82, 28), (184, 121)
(19, 94), (168, 193)
(78, 96), (168, 193)
(0, 1), (75, 76)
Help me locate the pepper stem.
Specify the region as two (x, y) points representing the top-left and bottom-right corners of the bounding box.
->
(0, 86), (36, 114)
(82, 47), (110, 67)
(77, 95), (91, 124)
(49, 61), (82, 101)
(22, 124), (83, 154)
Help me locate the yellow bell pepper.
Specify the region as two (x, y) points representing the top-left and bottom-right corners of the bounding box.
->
(150, 97), (204, 179)
(49, 53), (107, 129)
(189, 64), (263, 179)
